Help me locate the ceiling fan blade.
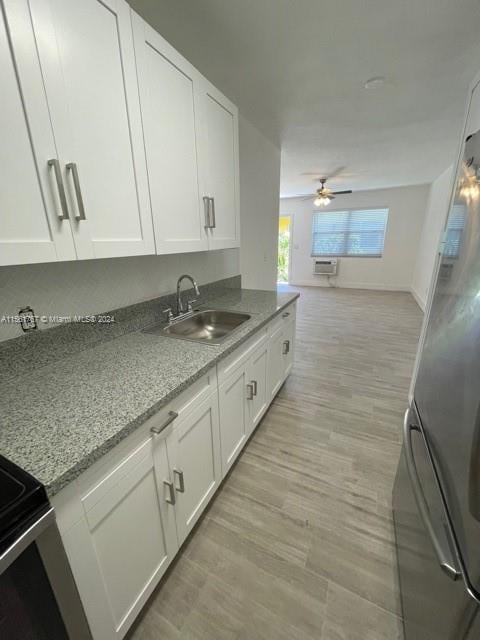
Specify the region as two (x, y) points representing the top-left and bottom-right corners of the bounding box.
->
(301, 166), (347, 179)
(326, 165), (346, 179)
(331, 190), (353, 195)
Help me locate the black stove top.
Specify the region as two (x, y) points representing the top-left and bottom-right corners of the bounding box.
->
(0, 455), (49, 556)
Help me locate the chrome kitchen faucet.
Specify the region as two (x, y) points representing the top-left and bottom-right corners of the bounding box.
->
(175, 274), (200, 316)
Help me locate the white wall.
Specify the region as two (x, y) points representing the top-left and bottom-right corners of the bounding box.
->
(239, 114), (281, 290)
(411, 166), (454, 310)
(280, 185), (429, 291)
(0, 249), (239, 343)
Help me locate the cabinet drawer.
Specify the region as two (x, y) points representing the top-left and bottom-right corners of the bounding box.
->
(268, 302), (297, 337)
(280, 301), (297, 324)
(146, 366), (218, 435)
(217, 328), (267, 383)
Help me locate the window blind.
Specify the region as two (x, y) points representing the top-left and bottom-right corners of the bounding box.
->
(443, 204), (466, 258)
(311, 208), (389, 257)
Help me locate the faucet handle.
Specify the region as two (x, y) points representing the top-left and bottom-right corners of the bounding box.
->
(187, 299), (197, 312)
(163, 307), (174, 322)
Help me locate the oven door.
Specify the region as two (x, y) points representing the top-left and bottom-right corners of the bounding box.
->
(0, 540), (69, 640)
(0, 505), (91, 640)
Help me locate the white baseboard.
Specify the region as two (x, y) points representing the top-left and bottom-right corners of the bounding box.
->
(289, 279), (410, 292)
(410, 286), (426, 311)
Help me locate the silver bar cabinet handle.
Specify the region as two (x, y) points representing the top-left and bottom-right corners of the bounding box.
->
(282, 340), (290, 355)
(210, 197), (216, 228)
(47, 159), (69, 220)
(150, 411), (178, 435)
(163, 480), (176, 505)
(66, 162), (86, 220)
(246, 383), (254, 400)
(251, 380), (258, 396)
(203, 196), (212, 228)
(403, 410), (460, 581)
(173, 469), (185, 493)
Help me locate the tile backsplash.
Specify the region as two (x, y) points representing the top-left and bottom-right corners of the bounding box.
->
(0, 249), (240, 342)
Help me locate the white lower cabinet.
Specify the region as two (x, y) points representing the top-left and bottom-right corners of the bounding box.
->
(218, 331), (269, 475)
(165, 393), (221, 544)
(218, 366), (249, 474)
(267, 304), (297, 401)
(53, 304), (296, 639)
(246, 337), (269, 436)
(267, 321), (285, 402)
(60, 438), (177, 640)
(282, 317), (296, 378)
(54, 372), (217, 640)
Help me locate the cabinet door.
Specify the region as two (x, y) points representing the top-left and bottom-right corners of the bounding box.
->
(1, 2), (76, 266)
(218, 366), (248, 475)
(267, 322), (285, 402)
(132, 14), (208, 254)
(62, 439), (177, 640)
(282, 318), (296, 379)
(30, 0), (154, 260)
(199, 80), (240, 250)
(167, 394), (221, 544)
(246, 338), (269, 436)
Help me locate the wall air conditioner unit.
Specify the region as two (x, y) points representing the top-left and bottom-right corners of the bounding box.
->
(313, 259), (338, 276)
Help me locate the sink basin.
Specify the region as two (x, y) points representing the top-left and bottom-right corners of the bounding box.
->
(144, 309), (251, 345)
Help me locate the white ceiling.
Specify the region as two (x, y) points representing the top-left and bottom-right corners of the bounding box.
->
(130, 0), (480, 196)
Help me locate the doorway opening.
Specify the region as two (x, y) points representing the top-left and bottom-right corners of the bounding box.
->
(277, 215), (292, 284)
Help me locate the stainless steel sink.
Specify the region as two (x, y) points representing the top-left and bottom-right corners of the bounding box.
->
(144, 309), (251, 345)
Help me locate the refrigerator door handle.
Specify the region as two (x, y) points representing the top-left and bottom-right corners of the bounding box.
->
(403, 410), (462, 582)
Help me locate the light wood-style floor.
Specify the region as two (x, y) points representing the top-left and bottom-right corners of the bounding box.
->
(129, 286), (423, 640)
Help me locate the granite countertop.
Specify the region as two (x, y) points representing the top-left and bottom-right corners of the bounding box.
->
(0, 288), (298, 496)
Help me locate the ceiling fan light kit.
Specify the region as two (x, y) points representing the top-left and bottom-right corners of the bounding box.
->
(364, 75), (387, 89)
(306, 176), (353, 207)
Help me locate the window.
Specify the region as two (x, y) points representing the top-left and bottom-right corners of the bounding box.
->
(311, 208), (389, 258)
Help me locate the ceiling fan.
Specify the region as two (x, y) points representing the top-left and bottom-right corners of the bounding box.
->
(303, 177), (353, 207)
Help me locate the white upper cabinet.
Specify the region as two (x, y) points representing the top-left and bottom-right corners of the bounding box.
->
(1, 2), (76, 266)
(28, 0), (155, 259)
(132, 14), (208, 254)
(132, 11), (240, 254)
(198, 80), (240, 250)
(1, 2), (240, 266)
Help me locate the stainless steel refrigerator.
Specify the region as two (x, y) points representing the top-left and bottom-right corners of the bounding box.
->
(393, 127), (480, 639)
